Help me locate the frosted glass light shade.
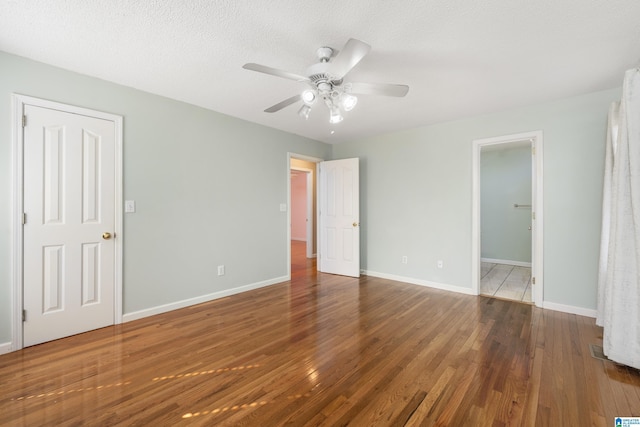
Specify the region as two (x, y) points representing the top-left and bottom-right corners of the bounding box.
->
(341, 94), (358, 111)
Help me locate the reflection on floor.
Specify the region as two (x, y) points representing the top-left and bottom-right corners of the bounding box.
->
(481, 262), (532, 303)
(291, 240), (316, 277)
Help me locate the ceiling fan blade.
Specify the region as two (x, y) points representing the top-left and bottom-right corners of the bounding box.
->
(243, 63), (309, 82)
(327, 38), (371, 79)
(264, 94), (302, 113)
(348, 82), (409, 97)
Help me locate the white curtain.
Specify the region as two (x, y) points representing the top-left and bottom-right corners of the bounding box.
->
(596, 68), (640, 369)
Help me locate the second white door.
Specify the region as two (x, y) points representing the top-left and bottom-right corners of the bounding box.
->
(319, 158), (360, 277)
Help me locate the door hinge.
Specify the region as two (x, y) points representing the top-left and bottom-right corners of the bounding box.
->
(22, 115), (26, 128)
(22, 310), (26, 322)
(532, 145), (536, 155)
(22, 212), (26, 225)
(532, 277), (536, 285)
(532, 212), (536, 220)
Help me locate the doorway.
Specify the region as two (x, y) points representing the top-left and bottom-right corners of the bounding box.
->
(288, 154), (321, 279)
(471, 131), (544, 307)
(286, 154), (361, 279)
(480, 141), (532, 303)
(12, 95), (123, 350)
(290, 168), (313, 257)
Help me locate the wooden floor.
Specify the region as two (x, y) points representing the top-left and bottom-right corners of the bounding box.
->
(2, 241), (640, 426)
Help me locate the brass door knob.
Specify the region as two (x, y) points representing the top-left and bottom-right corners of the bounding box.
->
(102, 232), (112, 240)
(353, 222), (359, 227)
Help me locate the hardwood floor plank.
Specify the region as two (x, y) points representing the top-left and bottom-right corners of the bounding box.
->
(521, 346), (544, 427)
(405, 366), (456, 426)
(1, 241), (640, 426)
(433, 362), (479, 425)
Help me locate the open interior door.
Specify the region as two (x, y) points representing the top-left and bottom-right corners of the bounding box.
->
(319, 158), (360, 277)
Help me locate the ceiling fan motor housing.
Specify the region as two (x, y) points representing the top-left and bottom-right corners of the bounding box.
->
(316, 46), (334, 62)
(306, 60), (343, 94)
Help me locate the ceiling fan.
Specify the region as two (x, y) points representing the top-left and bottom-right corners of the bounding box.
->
(242, 38), (409, 124)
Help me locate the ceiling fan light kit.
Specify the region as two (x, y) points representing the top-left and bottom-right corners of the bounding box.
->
(243, 38), (409, 124)
(341, 93), (358, 111)
(329, 106), (343, 124)
(302, 90), (317, 105)
(298, 104), (311, 119)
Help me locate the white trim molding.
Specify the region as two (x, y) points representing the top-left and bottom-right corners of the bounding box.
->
(123, 276), (288, 323)
(361, 270), (596, 318)
(362, 270), (476, 296)
(11, 94), (124, 352)
(0, 342), (12, 355)
(481, 258), (532, 268)
(543, 301), (597, 318)
(364, 270), (596, 318)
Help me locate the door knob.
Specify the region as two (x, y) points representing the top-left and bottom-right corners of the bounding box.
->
(528, 226), (532, 231)
(102, 232), (112, 240)
(353, 222), (359, 227)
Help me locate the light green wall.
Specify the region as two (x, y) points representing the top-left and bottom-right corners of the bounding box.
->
(0, 49), (622, 346)
(332, 87), (619, 310)
(0, 51), (331, 344)
(481, 145), (532, 263)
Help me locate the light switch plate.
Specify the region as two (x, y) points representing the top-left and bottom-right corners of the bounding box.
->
(280, 203), (287, 212)
(125, 200), (136, 213)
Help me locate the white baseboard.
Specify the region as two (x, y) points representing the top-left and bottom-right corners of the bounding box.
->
(0, 342), (13, 355)
(481, 258), (532, 268)
(542, 301), (597, 318)
(123, 275), (289, 323)
(362, 270), (597, 318)
(362, 270), (476, 296)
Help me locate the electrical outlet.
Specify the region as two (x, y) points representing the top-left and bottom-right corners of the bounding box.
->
(217, 265), (225, 276)
(402, 256), (408, 264)
(437, 260), (443, 269)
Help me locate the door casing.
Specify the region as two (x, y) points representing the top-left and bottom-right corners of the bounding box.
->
(471, 130), (544, 307)
(11, 94), (124, 351)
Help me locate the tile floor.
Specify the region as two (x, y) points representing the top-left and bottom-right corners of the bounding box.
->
(481, 262), (532, 303)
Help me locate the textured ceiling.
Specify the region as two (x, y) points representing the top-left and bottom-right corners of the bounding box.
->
(1, 0), (639, 144)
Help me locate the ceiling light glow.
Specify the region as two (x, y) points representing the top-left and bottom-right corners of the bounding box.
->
(341, 94), (358, 111)
(302, 90), (316, 105)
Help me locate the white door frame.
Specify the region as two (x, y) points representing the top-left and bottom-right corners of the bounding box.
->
(287, 153), (323, 279)
(290, 167), (314, 258)
(11, 94), (124, 351)
(471, 131), (544, 307)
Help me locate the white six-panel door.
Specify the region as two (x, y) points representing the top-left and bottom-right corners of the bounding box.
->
(22, 105), (116, 347)
(319, 158), (360, 277)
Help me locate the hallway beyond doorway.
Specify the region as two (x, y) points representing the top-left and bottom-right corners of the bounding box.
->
(291, 240), (316, 278)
